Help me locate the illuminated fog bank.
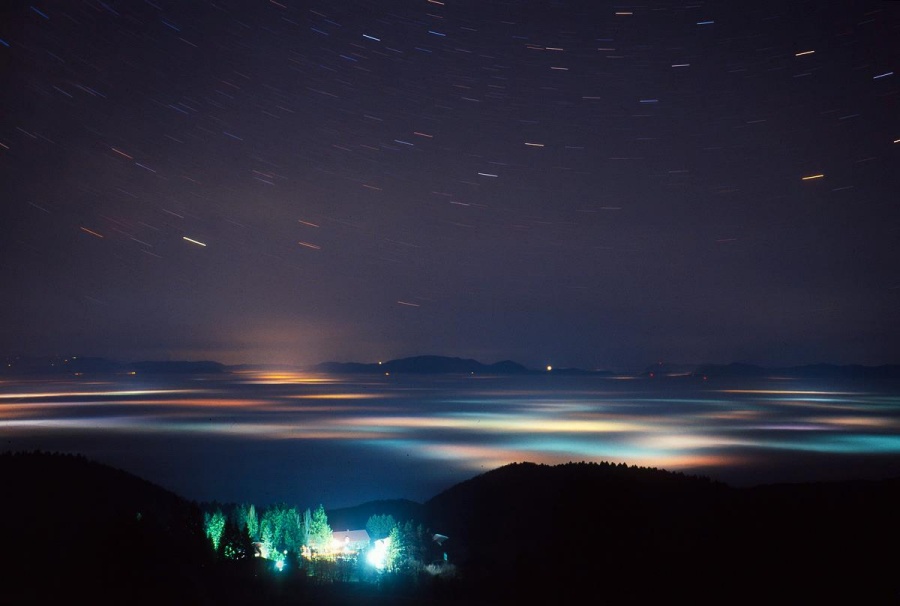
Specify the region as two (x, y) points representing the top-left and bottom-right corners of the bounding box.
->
(2, 373), (899, 503)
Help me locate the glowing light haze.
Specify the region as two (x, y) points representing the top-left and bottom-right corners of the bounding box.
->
(2, 372), (899, 506)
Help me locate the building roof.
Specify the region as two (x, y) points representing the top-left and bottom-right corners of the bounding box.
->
(333, 529), (370, 544)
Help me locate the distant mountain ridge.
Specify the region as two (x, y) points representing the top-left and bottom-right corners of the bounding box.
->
(315, 355), (534, 375)
(1, 355), (227, 376)
(657, 361), (900, 380)
(315, 355), (617, 376)
(316, 355), (900, 379)
(4, 353), (898, 379)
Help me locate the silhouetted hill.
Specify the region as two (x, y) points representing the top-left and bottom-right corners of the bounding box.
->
(424, 462), (728, 577)
(641, 361), (900, 381)
(547, 366), (615, 376)
(128, 360), (227, 374)
(3, 454), (898, 604)
(316, 355), (620, 376)
(0, 451), (216, 604)
(0, 452), (334, 605)
(314, 361), (376, 374)
(315, 355), (532, 375)
(0, 355), (227, 376)
(423, 461), (900, 603)
(1, 355), (123, 375)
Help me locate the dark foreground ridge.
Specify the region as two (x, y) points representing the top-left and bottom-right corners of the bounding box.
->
(2, 453), (898, 604)
(0, 452), (214, 604)
(424, 462), (900, 602)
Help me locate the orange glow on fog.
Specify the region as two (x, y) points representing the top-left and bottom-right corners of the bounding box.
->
(3, 374), (897, 487)
(635, 434), (751, 450)
(337, 415), (646, 433)
(289, 393), (380, 400)
(417, 442), (546, 468)
(0, 389), (198, 400)
(700, 409), (764, 421)
(624, 453), (747, 470)
(235, 371), (338, 385)
(416, 443), (743, 472)
(815, 416), (898, 429)
(125, 398), (271, 408)
(268, 404), (399, 413)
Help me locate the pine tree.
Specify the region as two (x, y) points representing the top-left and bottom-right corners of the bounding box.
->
(204, 509), (226, 552)
(366, 514), (396, 540)
(284, 507), (304, 553)
(243, 503), (259, 542)
(220, 518), (253, 560)
(260, 523), (275, 560)
(386, 524), (404, 572)
(302, 508), (312, 546)
(308, 504), (333, 553)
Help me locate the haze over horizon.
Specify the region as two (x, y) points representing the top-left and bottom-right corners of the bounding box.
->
(6, 352), (900, 377)
(2, 1), (898, 369)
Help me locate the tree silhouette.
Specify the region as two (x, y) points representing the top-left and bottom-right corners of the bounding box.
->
(308, 504), (333, 553)
(235, 503), (259, 541)
(220, 517), (253, 560)
(366, 513), (396, 540)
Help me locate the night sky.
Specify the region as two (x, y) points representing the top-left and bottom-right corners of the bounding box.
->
(2, 0), (898, 370)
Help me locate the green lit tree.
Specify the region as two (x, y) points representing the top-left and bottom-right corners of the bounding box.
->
(366, 514), (396, 540)
(400, 520), (429, 568)
(204, 509), (226, 552)
(236, 503), (259, 542)
(308, 504), (333, 552)
(386, 524), (404, 572)
(259, 504), (305, 557)
(302, 507), (312, 546)
(260, 523), (276, 560)
(283, 507), (304, 553)
(261, 507), (285, 555)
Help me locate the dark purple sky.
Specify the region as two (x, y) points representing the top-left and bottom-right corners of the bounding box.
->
(1, 0), (898, 370)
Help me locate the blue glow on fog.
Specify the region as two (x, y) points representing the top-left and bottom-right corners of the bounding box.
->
(2, 373), (899, 505)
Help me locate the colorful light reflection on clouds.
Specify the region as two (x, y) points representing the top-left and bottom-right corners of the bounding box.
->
(2, 373), (899, 506)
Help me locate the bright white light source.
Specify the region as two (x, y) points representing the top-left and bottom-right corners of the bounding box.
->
(275, 559), (285, 571)
(367, 537), (390, 570)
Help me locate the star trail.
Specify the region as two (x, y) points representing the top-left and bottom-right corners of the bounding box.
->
(1, 0), (898, 369)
